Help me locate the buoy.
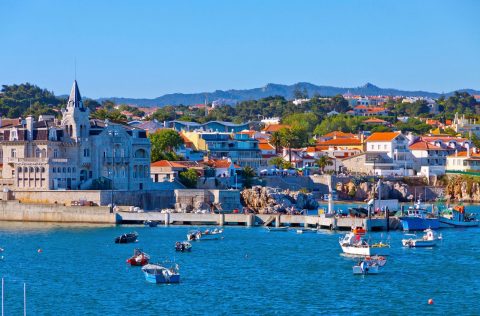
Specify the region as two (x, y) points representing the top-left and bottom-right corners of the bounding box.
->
(428, 299), (434, 305)
(37, 249), (42, 253)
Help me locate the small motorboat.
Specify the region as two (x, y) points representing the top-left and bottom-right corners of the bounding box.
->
(142, 262), (180, 284)
(364, 255), (387, 267)
(296, 228), (317, 234)
(114, 232), (138, 244)
(402, 228), (442, 247)
(175, 241), (192, 252)
(353, 260), (379, 275)
(144, 220), (159, 227)
(187, 228), (224, 241)
(126, 248), (150, 266)
(351, 226), (366, 236)
(266, 227), (289, 232)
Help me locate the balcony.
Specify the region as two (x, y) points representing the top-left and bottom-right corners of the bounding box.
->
(103, 156), (130, 164)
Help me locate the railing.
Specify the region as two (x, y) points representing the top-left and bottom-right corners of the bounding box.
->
(103, 156), (130, 164)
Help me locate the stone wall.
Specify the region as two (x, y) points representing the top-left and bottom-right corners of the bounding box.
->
(0, 200), (115, 223)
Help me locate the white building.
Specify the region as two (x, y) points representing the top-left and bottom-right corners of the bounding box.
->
(0, 80), (152, 191)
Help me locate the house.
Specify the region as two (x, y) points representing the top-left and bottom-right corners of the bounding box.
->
(409, 141), (447, 176)
(203, 158), (240, 177)
(150, 160), (203, 182)
(0, 80), (152, 191)
(364, 132), (413, 175)
(166, 120), (249, 133)
(446, 150), (480, 172)
(364, 118), (389, 126)
(182, 131), (262, 170)
(451, 113), (480, 136)
(342, 152), (399, 176)
(261, 124), (290, 134)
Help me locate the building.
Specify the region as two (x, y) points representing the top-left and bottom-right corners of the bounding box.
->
(182, 131), (262, 170)
(150, 160), (203, 182)
(166, 120), (249, 133)
(446, 150), (480, 172)
(0, 80), (152, 191)
(409, 141), (448, 176)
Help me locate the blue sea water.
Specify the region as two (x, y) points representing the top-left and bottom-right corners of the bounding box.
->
(0, 210), (479, 315)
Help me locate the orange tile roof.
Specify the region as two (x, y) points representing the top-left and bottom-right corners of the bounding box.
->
(316, 138), (362, 146)
(205, 159), (240, 169)
(421, 136), (468, 143)
(151, 160), (201, 168)
(259, 142), (275, 151)
(448, 150), (480, 158)
(151, 160), (172, 167)
(262, 124), (290, 132)
(365, 132), (401, 142)
(409, 141), (445, 151)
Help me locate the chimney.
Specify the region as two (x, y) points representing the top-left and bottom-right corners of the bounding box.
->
(26, 116), (34, 141)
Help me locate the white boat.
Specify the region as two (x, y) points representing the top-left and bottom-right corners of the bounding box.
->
(296, 228), (317, 234)
(353, 261), (380, 275)
(364, 255), (387, 267)
(339, 232), (389, 256)
(402, 228), (442, 247)
(187, 228), (224, 241)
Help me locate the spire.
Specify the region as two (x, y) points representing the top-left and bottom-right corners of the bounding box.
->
(67, 80), (83, 108)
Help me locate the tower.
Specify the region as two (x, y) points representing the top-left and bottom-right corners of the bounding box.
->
(61, 80), (90, 141)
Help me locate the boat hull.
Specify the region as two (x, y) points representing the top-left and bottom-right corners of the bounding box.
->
(400, 217), (439, 231)
(353, 265), (379, 275)
(402, 239), (436, 247)
(341, 245), (371, 256)
(143, 272), (180, 284)
(439, 218), (479, 228)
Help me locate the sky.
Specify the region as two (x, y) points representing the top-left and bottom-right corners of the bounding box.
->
(0, 0), (479, 98)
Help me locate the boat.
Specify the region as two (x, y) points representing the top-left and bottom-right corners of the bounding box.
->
(439, 205), (479, 228)
(142, 262), (180, 284)
(353, 260), (380, 275)
(175, 241), (192, 252)
(126, 248), (150, 266)
(339, 232), (389, 256)
(364, 255), (387, 267)
(144, 220), (159, 227)
(266, 226), (289, 232)
(399, 201), (439, 231)
(187, 228), (224, 241)
(114, 232), (138, 244)
(402, 228), (442, 247)
(351, 226), (366, 236)
(295, 228), (317, 234)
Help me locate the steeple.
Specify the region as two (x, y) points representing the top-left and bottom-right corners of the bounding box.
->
(67, 80), (83, 109)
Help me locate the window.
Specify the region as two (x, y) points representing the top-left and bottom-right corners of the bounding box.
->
(53, 167), (56, 173)
(11, 149), (16, 158)
(35, 148), (41, 158)
(83, 149), (90, 157)
(53, 149), (59, 158)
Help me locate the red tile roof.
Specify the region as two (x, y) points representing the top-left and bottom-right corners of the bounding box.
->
(262, 124), (290, 133)
(322, 131), (356, 138)
(364, 118), (388, 124)
(409, 141), (445, 151)
(316, 138), (362, 146)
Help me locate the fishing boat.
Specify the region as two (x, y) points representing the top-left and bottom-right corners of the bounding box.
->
(187, 228), (224, 241)
(353, 260), (380, 275)
(114, 232), (138, 244)
(142, 262), (180, 284)
(175, 241), (192, 252)
(339, 232), (389, 256)
(144, 220), (159, 227)
(439, 205), (479, 228)
(399, 201), (439, 231)
(402, 228), (442, 247)
(266, 226), (289, 232)
(126, 248), (150, 266)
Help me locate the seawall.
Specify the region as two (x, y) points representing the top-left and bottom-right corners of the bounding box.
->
(0, 201), (116, 224)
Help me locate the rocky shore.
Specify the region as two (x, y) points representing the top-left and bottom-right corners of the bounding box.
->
(241, 186), (318, 214)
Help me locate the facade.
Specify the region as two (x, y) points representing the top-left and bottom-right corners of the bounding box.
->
(451, 113), (480, 136)
(182, 131), (262, 170)
(446, 150), (480, 172)
(409, 141), (447, 176)
(166, 120), (249, 133)
(0, 81), (152, 191)
(365, 132), (412, 170)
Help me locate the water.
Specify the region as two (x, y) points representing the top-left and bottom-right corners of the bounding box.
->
(0, 212), (479, 315)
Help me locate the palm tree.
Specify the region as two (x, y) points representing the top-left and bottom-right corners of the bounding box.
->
(270, 131), (282, 154)
(315, 155), (333, 174)
(242, 166), (256, 188)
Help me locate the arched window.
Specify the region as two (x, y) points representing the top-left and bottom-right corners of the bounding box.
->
(23, 167), (28, 173)
(53, 149), (59, 158)
(41, 167), (45, 173)
(53, 167), (56, 173)
(35, 167), (39, 173)
(67, 167), (71, 173)
(63, 167), (66, 173)
(41, 149), (46, 158)
(17, 167), (21, 173)
(29, 167), (34, 173)
(134, 149), (147, 158)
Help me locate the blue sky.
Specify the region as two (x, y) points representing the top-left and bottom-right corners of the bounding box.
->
(1, 0), (479, 98)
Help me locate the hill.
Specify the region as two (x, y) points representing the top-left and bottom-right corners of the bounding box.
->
(97, 82), (480, 107)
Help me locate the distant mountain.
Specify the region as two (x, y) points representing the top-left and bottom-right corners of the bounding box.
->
(97, 82), (480, 107)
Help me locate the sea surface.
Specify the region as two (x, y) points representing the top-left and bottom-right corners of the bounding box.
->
(0, 207), (479, 315)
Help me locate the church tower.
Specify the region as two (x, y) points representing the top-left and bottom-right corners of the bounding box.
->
(61, 80), (90, 141)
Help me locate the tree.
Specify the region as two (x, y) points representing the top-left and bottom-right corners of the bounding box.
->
(315, 155), (333, 173)
(270, 131), (282, 153)
(269, 157), (287, 169)
(241, 166), (256, 188)
(149, 129), (184, 162)
(91, 108), (127, 124)
(179, 169), (199, 188)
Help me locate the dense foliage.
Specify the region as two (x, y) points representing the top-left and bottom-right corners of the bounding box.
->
(149, 129), (184, 162)
(179, 168), (199, 188)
